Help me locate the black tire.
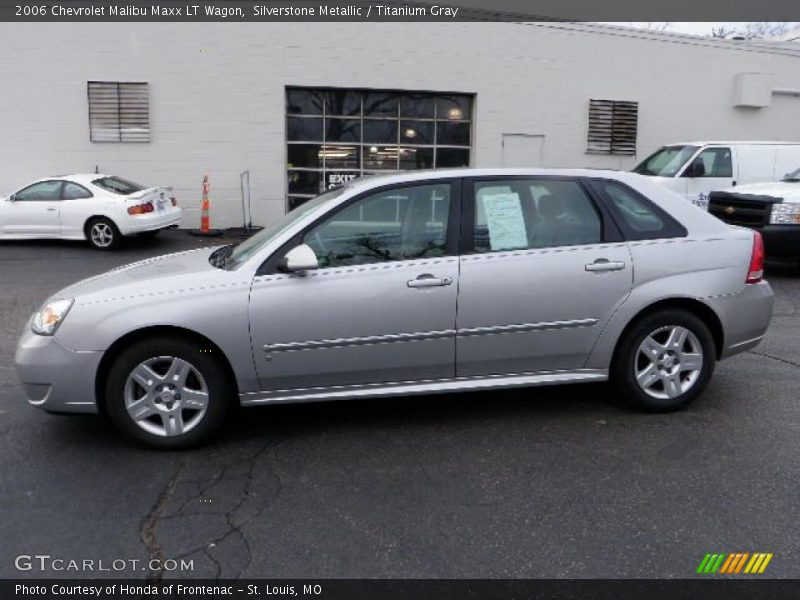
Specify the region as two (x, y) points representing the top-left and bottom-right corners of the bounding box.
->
(105, 336), (233, 449)
(136, 230), (161, 238)
(86, 217), (121, 250)
(611, 309), (716, 412)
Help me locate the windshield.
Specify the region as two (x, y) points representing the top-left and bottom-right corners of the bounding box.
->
(92, 176), (146, 195)
(782, 167), (800, 182)
(224, 187), (347, 269)
(633, 145), (699, 177)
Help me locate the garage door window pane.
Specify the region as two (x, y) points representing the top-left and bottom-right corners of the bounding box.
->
(364, 146), (399, 170)
(399, 147), (434, 170)
(325, 90), (362, 116)
(437, 122), (470, 146)
(288, 171), (322, 196)
(401, 121), (433, 144)
(400, 94), (435, 118)
(363, 120), (398, 144)
(287, 89), (325, 115)
(288, 144), (323, 169)
(436, 148), (470, 168)
(363, 93), (400, 117)
(287, 117), (324, 141)
(322, 145), (360, 169)
(437, 95), (472, 121)
(325, 119), (360, 143)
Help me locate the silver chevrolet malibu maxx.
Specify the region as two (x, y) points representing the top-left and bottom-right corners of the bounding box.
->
(15, 169), (774, 448)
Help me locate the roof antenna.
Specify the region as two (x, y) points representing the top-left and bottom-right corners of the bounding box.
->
(95, 165), (99, 174)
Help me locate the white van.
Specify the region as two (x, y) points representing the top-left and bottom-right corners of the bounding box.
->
(632, 142), (800, 209)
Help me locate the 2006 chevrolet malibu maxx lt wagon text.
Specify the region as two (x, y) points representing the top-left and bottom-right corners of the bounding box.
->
(15, 169), (774, 448)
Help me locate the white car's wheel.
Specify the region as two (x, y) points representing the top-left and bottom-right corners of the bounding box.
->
(86, 217), (120, 250)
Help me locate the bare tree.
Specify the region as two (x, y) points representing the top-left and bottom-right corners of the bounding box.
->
(710, 22), (795, 39)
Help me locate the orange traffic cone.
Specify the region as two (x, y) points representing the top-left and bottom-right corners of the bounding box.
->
(188, 174), (222, 237)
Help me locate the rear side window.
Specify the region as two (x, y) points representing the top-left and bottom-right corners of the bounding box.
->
(591, 180), (686, 240)
(92, 176), (145, 195)
(62, 182), (93, 199)
(472, 179), (603, 253)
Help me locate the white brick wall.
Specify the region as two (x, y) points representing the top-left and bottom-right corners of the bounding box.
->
(1, 22), (799, 228)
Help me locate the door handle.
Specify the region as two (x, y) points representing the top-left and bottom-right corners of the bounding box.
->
(585, 259), (625, 272)
(407, 274), (453, 288)
(45, 208), (57, 212)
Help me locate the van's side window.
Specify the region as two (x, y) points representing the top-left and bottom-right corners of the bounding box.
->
(692, 147), (733, 178)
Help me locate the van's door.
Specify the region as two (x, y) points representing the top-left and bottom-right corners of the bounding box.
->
(773, 145), (800, 181)
(682, 146), (735, 209)
(735, 145), (777, 185)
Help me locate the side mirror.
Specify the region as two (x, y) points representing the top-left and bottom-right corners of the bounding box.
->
(684, 159), (706, 178)
(279, 244), (318, 273)
(7, 193), (15, 202)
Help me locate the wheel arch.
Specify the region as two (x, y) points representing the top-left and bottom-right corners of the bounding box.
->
(610, 297), (725, 369)
(94, 325), (240, 414)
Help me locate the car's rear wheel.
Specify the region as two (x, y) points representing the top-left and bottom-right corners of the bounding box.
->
(611, 309), (716, 412)
(105, 337), (232, 449)
(86, 217), (121, 250)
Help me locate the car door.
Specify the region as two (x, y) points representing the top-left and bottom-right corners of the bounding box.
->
(456, 176), (633, 377)
(682, 146), (735, 209)
(248, 180), (460, 392)
(1, 180), (63, 235)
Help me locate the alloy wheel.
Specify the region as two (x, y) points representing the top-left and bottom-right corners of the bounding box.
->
(90, 222), (114, 248)
(124, 356), (210, 437)
(634, 325), (704, 400)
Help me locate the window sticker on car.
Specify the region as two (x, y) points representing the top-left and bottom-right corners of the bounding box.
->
(481, 192), (528, 251)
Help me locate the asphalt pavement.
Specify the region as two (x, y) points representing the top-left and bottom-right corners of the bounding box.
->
(1, 231), (798, 579)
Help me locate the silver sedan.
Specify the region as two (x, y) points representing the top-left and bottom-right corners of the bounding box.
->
(15, 169), (774, 448)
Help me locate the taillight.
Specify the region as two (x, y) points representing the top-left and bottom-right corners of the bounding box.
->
(170, 196), (177, 207)
(746, 231), (764, 284)
(127, 202), (155, 215)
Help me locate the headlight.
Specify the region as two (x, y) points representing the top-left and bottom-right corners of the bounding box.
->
(31, 299), (74, 336)
(769, 203), (800, 225)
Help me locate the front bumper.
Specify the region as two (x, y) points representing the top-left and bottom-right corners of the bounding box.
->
(705, 281), (774, 359)
(117, 207), (183, 235)
(14, 327), (101, 414)
(759, 224), (800, 261)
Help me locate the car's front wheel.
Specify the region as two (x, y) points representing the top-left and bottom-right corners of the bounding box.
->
(86, 217), (121, 250)
(105, 337), (232, 448)
(612, 309), (716, 412)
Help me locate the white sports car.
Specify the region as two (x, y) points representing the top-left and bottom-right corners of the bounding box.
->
(0, 174), (183, 249)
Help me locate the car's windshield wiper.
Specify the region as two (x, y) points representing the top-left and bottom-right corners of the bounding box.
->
(782, 177), (800, 182)
(208, 244), (236, 269)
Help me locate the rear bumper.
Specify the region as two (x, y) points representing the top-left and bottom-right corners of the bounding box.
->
(14, 327), (101, 414)
(705, 281), (774, 359)
(117, 208), (183, 235)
